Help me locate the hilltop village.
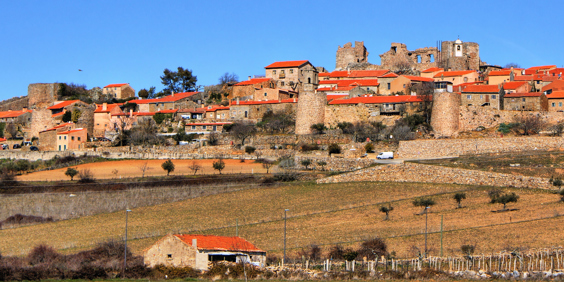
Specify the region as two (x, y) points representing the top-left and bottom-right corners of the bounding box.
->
(1, 38), (564, 158)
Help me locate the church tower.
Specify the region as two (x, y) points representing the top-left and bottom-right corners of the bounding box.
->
(295, 66), (325, 135)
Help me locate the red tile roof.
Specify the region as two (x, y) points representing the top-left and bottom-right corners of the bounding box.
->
(502, 81), (527, 90)
(524, 65), (556, 75)
(421, 67), (444, 73)
(329, 95), (428, 105)
(319, 79), (379, 87)
(174, 234), (264, 252)
(265, 60), (309, 69)
(327, 94), (348, 101)
(329, 71), (349, 78)
(129, 92), (198, 104)
(548, 91), (564, 99)
(234, 78), (271, 86)
(514, 75), (534, 81)
(504, 92), (542, 98)
(47, 100), (81, 110)
(0, 138), (6, 142)
(0, 109), (32, 119)
(488, 70), (512, 76)
(462, 85), (500, 93)
(233, 99), (297, 106)
(318, 73), (330, 77)
(94, 103), (123, 113)
(348, 70), (389, 78)
(402, 75), (434, 82)
(52, 111), (65, 118)
(41, 122), (74, 133)
(103, 83), (128, 88)
(178, 108), (206, 113)
(548, 68), (564, 76)
(205, 106), (230, 112)
(58, 128), (86, 135)
(379, 72), (399, 78)
(433, 70), (475, 78)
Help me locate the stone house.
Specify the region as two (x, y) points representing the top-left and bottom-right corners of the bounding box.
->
(433, 70), (479, 85)
(0, 109), (32, 124)
(56, 128), (87, 151)
(230, 99), (297, 121)
(542, 80), (564, 94)
(487, 70), (513, 85)
(144, 234), (266, 270)
(317, 79), (380, 96)
(93, 103), (124, 137)
(38, 122), (75, 151)
(185, 122), (232, 134)
(102, 83), (136, 100)
(204, 106), (230, 121)
(324, 70), (389, 80)
(129, 92), (199, 112)
(503, 92), (547, 111)
(461, 84), (503, 109)
(328, 95), (428, 116)
(232, 78), (275, 100)
(547, 91), (564, 112)
(390, 75), (434, 95)
(47, 100), (87, 116)
(502, 81), (529, 94)
(178, 108), (205, 121)
(377, 73), (399, 95)
(253, 88), (297, 101)
(264, 60), (316, 93)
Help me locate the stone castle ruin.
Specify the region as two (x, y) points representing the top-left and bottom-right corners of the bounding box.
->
(295, 67), (326, 135)
(336, 39), (482, 72)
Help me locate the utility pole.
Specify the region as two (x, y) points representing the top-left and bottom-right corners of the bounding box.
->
(424, 206), (429, 258)
(440, 215), (444, 257)
(284, 209), (289, 265)
(123, 209), (131, 278)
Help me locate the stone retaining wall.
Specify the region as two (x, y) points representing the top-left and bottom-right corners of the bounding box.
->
(317, 162), (554, 190)
(396, 136), (564, 159)
(294, 155), (378, 171)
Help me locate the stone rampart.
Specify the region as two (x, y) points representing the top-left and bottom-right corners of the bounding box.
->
(318, 162), (554, 190)
(295, 155), (378, 171)
(458, 106), (564, 132)
(0, 96), (29, 111)
(396, 136), (564, 159)
(325, 104), (401, 129)
(28, 83), (59, 109)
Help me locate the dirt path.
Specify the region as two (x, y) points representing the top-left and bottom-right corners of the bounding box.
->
(18, 159), (269, 181)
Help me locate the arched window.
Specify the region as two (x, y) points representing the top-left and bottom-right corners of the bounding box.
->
(308, 77), (311, 83)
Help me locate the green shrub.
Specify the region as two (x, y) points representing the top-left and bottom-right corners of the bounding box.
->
(328, 143), (341, 155)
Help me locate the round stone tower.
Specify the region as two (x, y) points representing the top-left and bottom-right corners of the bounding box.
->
(295, 67), (325, 135)
(430, 91), (460, 137)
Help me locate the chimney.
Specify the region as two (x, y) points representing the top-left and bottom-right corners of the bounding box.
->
(192, 239), (197, 248)
(102, 103), (107, 111)
(236, 97), (240, 105)
(171, 91), (175, 97)
(248, 76), (251, 81)
(129, 109), (133, 117)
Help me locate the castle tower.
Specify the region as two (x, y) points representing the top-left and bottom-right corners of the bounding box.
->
(440, 38), (480, 71)
(295, 67), (325, 135)
(336, 41), (369, 70)
(430, 91), (461, 137)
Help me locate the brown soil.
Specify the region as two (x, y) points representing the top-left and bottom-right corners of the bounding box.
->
(17, 159), (268, 182)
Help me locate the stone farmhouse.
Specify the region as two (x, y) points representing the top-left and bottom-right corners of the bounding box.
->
(102, 83), (135, 100)
(56, 128), (87, 151)
(265, 60), (317, 93)
(144, 234), (266, 270)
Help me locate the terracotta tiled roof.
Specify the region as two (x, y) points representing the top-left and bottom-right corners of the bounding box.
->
(329, 71), (349, 78)
(129, 92), (198, 104)
(504, 92), (542, 98)
(488, 70), (512, 76)
(327, 94), (348, 101)
(421, 67), (444, 73)
(319, 79), (379, 87)
(547, 91), (564, 99)
(524, 65), (557, 75)
(103, 83), (128, 88)
(47, 100), (81, 110)
(329, 95), (429, 105)
(158, 109), (178, 114)
(433, 70), (475, 78)
(503, 81), (527, 90)
(234, 78), (271, 86)
(178, 108), (206, 113)
(0, 109), (32, 118)
(318, 73), (330, 77)
(402, 75), (434, 82)
(514, 75), (534, 81)
(94, 103), (123, 113)
(462, 85), (500, 93)
(234, 99), (297, 106)
(41, 122), (74, 133)
(548, 68), (564, 76)
(174, 234), (264, 252)
(58, 128), (85, 135)
(265, 60), (309, 69)
(186, 122), (233, 126)
(348, 70), (389, 78)
(205, 106), (230, 112)
(52, 111), (65, 118)
(0, 138), (6, 142)
(379, 72), (399, 78)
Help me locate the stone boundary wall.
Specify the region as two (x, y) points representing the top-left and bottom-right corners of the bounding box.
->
(459, 106), (564, 132)
(318, 163), (554, 190)
(396, 136), (564, 159)
(294, 155), (378, 171)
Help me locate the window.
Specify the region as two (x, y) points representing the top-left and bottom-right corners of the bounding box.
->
(71, 136), (74, 141)
(480, 95), (483, 99)
(467, 95), (471, 100)
(273, 70), (276, 75)
(264, 92), (267, 97)
(289, 69), (293, 74)
(492, 95), (496, 99)
(78, 137), (81, 141)
(64, 136), (67, 140)
(464, 77), (468, 82)
(64, 145), (66, 150)
(522, 98), (525, 102)
(387, 83), (391, 90)
(560, 102), (563, 107)
(403, 84), (406, 88)
(244, 111), (248, 118)
(457, 45), (461, 51)
(59, 136), (61, 140)
(203, 126), (207, 130)
(552, 103), (556, 107)
(281, 81), (284, 86)
(167, 254), (172, 258)
(213, 125), (217, 131)
(59, 145), (61, 151)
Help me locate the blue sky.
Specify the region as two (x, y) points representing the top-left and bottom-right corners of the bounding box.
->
(1, 0), (563, 101)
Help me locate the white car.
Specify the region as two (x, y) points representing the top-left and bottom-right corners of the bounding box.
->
(377, 152), (394, 159)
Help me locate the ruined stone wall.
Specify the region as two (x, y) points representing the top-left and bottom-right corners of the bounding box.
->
(379, 43), (439, 72)
(28, 83), (59, 109)
(336, 41), (369, 70)
(75, 104), (95, 138)
(431, 92), (460, 137)
(317, 162), (553, 190)
(458, 106), (564, 132)
(396, 136), (564, 159)
(295, 91), (326, 135)
(0, 96), (29, 111)
(30, 108), (55, 138)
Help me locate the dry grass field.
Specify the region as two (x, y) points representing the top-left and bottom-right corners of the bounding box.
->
(16, 159), (268, 181)
(1, 180), (563, 260)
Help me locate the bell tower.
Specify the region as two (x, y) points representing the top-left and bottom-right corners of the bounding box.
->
(295, 66), (325, 135)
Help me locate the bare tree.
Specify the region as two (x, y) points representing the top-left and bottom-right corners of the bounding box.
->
(262, 160), (274, 174)
(391, 61), (415, 75)
(513, 114), (545, 135)
(218, 72), (239, 85)
(504, 63), (521, 68)
(189, 161), (201, 175)
(110, 115), (134, 146)
(409, 82), (434, 123)
(130, 118), (162, 146)
(111, 169), (119, 178)
(138, 161), (150, 178)
(230, 122), (256, 146)
(6, 123), (18, 139)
